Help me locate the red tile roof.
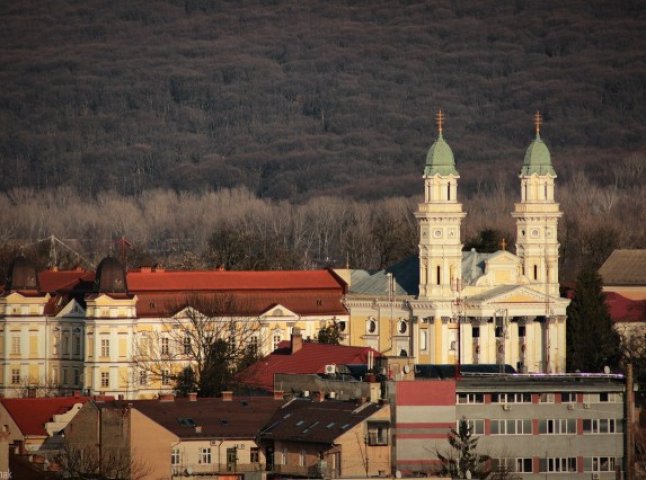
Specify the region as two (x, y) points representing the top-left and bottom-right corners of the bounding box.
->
(126, 269), (345, 292)
(605, 291), (646, 323)
(237, 342), (381, 392)
(0, 396), (93, 437)
(20, 268), (348, 318)
(134, 290), (347, 317)
(38, 270), (94, 293)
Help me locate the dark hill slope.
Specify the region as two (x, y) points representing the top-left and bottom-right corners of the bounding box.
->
(1, 0), (645, 199)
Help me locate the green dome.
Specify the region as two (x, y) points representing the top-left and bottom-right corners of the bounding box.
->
(521, 134), (556, 176)
(424, 133), (459, 176)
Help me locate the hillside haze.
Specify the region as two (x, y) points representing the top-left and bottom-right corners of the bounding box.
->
(1, 0), (645, 200)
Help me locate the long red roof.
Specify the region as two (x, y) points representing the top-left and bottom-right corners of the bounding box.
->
(237, 342), (381, 392)
(1, 396), (93, 437)
(126, 269), (344, 292)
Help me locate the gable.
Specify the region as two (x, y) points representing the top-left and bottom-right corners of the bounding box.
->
(56, 299), (86, 318)
(467, 285), (560, 305)
(260, 304), (299, 320)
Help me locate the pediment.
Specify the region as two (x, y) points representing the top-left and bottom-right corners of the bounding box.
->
(1, 291), (49, 304)
(56, 299), (86, 318)
(260, 304), (299, 320)
(469, 285), (562, 305)
(485, 250), (520, 266)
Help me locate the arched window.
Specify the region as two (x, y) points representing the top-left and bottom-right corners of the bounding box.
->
(367, 318), (377, 334)
(398, 320), (407, 334)
(436, 266), (441, 285)
(533, 264), (538, 280)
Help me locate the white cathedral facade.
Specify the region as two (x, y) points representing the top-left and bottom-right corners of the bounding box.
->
(342, 112), (570, 373)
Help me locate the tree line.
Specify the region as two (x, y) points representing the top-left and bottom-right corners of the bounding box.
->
(0, 161), (643, 286)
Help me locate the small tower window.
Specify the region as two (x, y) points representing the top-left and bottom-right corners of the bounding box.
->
(533, 264), (538, 280)
(523, 184), (527, 201)
(447, 183), (451, 201)
(544, 182), (548, 200)
(436, 266), (441, 285)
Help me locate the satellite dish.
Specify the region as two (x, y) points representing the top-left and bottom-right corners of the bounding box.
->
(395, 470), (402, 479)
(603, 365), (611, 374)
(403, 365), (411, 374)
(185, 467), (193, 475)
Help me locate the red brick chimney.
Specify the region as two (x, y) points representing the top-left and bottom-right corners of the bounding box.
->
(222, 391), (233, 401)
(274, 390), (284, 400)
(188, 392), (198, 402)
(159, 394), (175, 402)
(290, 327), (303, 354)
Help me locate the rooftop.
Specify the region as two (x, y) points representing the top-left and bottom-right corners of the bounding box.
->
(600, 249), (646, 286)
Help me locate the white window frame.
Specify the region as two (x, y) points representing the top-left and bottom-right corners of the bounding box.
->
(100, 372), (109, 388)
(539, 457), (577, 473)
(456, 393), (484, 404)
(539, 418), (576, 435)
(460, 419), (484, 435)
(171, 448), (181, 465)
(199, 447), (211, 464)
(101, 338), (110, 357)
(491, 419), (532, 435)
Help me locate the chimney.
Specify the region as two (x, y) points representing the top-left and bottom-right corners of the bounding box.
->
(195, 425), (202, 434)
(274, 390), (284, 400)
(222, 391), (233, 401)
(290, 327), (303, 354)
(159, 394), (175, 402)
(188, 392), (198, 402)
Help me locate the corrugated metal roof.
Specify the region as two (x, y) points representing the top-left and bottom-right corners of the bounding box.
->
(599, 249), (646, 286)
(349, 256), (419, 296)
(348, 250), (500, 297)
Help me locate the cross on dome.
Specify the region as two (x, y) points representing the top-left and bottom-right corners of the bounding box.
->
(436, 109), (445, 135)
(534, 110), (542, 135)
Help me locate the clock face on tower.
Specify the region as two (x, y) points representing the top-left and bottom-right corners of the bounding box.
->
(433, 229), (442, 238)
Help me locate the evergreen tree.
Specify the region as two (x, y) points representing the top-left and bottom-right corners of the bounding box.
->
(437, 418), (490, 479)
(317, 320), (343, 345)
(566, 263), (621, 373)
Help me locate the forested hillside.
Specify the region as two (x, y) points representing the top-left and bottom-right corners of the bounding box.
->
(1, 0), (645, 199)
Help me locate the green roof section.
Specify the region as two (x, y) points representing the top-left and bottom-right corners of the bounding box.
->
(521, 132), (556, 177)
(424, 133), (459, 176)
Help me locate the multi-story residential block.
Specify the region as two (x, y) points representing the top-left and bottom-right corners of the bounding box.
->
(342, 113), (570, 373)
(391, 372), (627, 479)
(0, 257), (348, 399)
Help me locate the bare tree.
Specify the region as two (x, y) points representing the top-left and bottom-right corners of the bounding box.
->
(133, 293), (261, 397)
(49, 441), (150, 480)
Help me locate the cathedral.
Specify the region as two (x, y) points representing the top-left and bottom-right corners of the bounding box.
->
(341, 112), (570, 373)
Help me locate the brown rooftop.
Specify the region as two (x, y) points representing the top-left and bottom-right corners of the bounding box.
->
(599, 249), (646, 286)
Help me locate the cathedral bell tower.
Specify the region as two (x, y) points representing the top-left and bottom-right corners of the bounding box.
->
(512, 112), (563, 297)
(415, 111), (466, 300)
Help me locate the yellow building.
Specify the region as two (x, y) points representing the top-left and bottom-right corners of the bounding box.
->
(342, 112), (570, 373)
(0, 257), (348, 399)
